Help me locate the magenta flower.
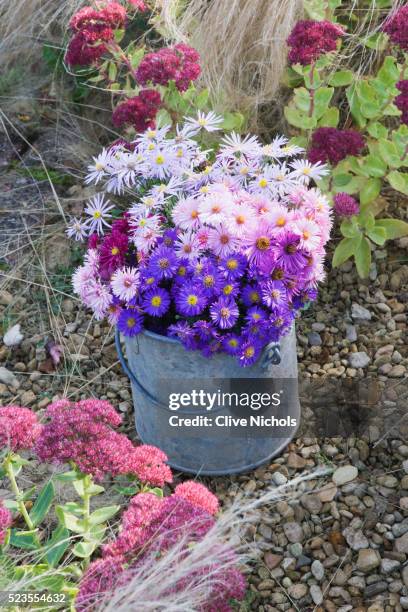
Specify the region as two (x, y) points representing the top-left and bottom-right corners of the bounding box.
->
(99, 230), (128, 277)
(0, 501), (12, 545)
(0, 406), (43, 452)
(174, 481), (220, 515)
(35, 399), (172, 484)
(333, 193), (360, 218)
(112, 90), (162, 132)
(75, 556), (128, 612)
(382, 5), (408, 51)
(396, 80), (408, 125)
(308, 127), (365, 165)
(136, 44), (201, 92)
(287, 20), (345, 66)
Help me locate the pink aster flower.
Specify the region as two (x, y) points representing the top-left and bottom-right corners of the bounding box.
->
(198, 191), (234, 226)
(382, 5), (408, 51)
(0, 406), (42, 452)
(226, 202), (256, 237)
(175, 230), (203, 260)
(84, 279), (112, 320)
(0, 501), (12, 545)
(290, 218), (321, 250)
(333, 193), (360, 218)
(172, 197), (201, 230)
(111, 266), (140, 302)
(243, 220), (275, 267)
(207, 225), (240, 258)
(287, 20), (345, 66)
(174, 481), (219, 515)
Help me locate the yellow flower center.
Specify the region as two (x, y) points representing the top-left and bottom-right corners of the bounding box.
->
(156, 155), (165, 165)
(187, 294), (198, 305)
(227, 259), (238, 270)
(151, 296), (162, 307)
(236, 215), (245, 225)
(276, 217), (286, 227)
(178, 266), (187, 276)
(95, 162), (104, 171)
(229, 339), (238, 347)
(127, 317), (136, 328)
(93, 211), (101, 219)
(223, 284), (233, 295)
(204, 275), (214, 287)
(256, 236), (270, 251)
(159, 258), (169, 269)
(245, 346), (255, 358)
(303, 230), (310, 239)
(111, 247), (119, 255)
(259, 178), (268, 188)
(220, 307), (230, 318)
(250, 291), (259, 302)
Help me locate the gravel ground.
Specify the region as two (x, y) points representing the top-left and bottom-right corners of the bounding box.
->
(0, 128), (408, 611)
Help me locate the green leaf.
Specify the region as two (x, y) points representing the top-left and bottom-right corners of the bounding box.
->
(379, 139), (402, 168)
(108, 62), (117, 82)
(332, 236), (362, 268)
(88, 523), (107, 544)
(354, 237), (372, 278)
(156, 108), (172, 128)
(362, 154), (387, 178)
(9, 529), (38, 550)
(221, 112), (245, 132)
(363, 32), (388, 51)
(333, 173), (352, 187)
(55, 470), (81, 482)
(45, 525), (70, 568)
(88, 505), (120, 527)
(284, 106), (316, 129)
(367, 122), (388, 140)
(387, 170), (408, 195)
(130, 47), (145, 70)
(376, 218), (408, 239)
(360, 178), (381, 205)
(195, 89), (209, 110)
(318, 106), (339, 127)
(55, 506), (85, 534)
(328, 70), (353, 87)
(72, 541), (96, 559)
(367, 226), (387, 246)
(376, 55), (400, 87)
(346, 84), (367, 128)
(148, 487), (164, 498)
(340, 218), (361, 238)
(29, 481), (55, 528)
(313, 87), (334, 119)
(294, 87), (311, 113)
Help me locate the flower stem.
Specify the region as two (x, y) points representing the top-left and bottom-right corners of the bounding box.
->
(4, 456), (34, 531)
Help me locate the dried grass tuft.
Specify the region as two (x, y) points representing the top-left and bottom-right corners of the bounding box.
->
(153, 0), (303, 129)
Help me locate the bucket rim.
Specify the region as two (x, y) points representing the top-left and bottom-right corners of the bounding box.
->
(141, 327), (180, 344)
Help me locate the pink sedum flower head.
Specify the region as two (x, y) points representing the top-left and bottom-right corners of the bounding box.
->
(382, 5), (408, 51)
(0, 406), (42, 452)
(174, 481), (220, 515)
(396, 80), (408, 125)
(287, 20), (345, 66)
(35, 399), (172, 483)
(308, 128), (365, 166)
(0, 501), (12, 545)
(333, 193), (360, 218)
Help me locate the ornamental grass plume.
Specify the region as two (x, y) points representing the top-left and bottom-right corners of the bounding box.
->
(35, 399), (172, 485)
(308, 127), (365, 166)
(287, 20), (345, 66)
(0, 405), (43, 452)
(0, 501), (12, 545)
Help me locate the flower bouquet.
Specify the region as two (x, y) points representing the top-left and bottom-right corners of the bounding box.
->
(70, 117), (331, 367)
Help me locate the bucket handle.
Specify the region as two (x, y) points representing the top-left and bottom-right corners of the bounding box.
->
(261, 342), (281, 368)
(115, 328), (164, 409)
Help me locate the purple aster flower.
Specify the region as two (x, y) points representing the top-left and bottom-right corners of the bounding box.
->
(219, 280), (240, 299)
(118, 309), (143, 337)
(174, 259), (192, 284)
(160, 228), (178, 247)
(241, 284), (262, 307)
(261, 280), (287, 308)
(148, 245), (178, 280)
(175, 282), (207, 316)
(245, 306), (268, 324)
(210, 297), (239, 330)
(142, 287), (171, 317)
(201, 337), (222, 358)
(193, 320), (218, 341)
(308, 128), (365, 166)
(195, 261), (221, 296)
(168, 321), (193, 342)
(382, 5), (408, 51)
(218, 253), (247, 280)
(272, 233), (308, 274)
(139, 268), (159, 290)
(243, 318), (268, 339)
(222, 333), (241, 356)
(287, 20), (345, 66)
(292, 287), (318, 310)
(395, 80), (408, 125)
(238, 336), (262, 367)
(333, 193), (360, 218)
(268, 306), (294, 340)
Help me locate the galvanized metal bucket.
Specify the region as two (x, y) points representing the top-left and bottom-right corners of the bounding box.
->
(116, 327), (300, 476)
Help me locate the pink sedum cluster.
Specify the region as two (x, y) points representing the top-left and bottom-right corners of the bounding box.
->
(66, 2), (128, 67)
(287, 20), (345, 66)
(112, 89), (162, 132)
(0, 405), (43, 452)
(0, 501), (12, 545)
(382, 4), (408, 52)
(136, 43), (201, 92)
(77, 491), (245, 611)
(174, 481), (220, 515)
(35, 399), (172, 485)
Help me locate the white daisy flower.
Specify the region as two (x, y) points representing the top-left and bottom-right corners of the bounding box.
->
(289, 159), (329, 184)
(85, 149), (113, 184)
(84, 194), (114, 235)
(220, 132), (261, 158)
(111, 267), (140, 302)
(185, 111), (224, 133)
(66, 217), (89, 242)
